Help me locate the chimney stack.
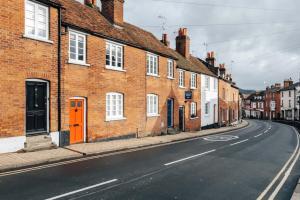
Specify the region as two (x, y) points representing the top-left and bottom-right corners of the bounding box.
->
(85, 0), (97, 7)
(101, 0), (124, 26)
(206, 51), (216, 67)
(161, 33), (170, 47)
(219, 63), (226, 78)
(176, 28), (190, 58)
(283, 78), (293, 88)
(275, 83), (281, 89)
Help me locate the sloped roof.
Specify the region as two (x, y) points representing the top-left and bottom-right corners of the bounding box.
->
(166, 49), (216, 76)
(51, 0), (177, 59)
(281, 82), (300, 91)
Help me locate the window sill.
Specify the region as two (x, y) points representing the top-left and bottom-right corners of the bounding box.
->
(147, 74), (160, 78)
(68, 60), (91, 67)
(23, 34), (53, 44)
(147, 114), (160, 118)
(167, 77), (175, 80)
(105, 66), (126, 72)
(105, 117), (127, 122)
(179, 86), (186, 89)
(190, 117), (199, 120)
(191, 87), (197, 90)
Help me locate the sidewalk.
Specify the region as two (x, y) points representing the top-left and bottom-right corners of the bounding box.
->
(0, 120), (249, 172)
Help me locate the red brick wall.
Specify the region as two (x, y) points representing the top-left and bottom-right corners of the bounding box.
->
(60, 29), (202, 141)
(0, 1), (59, 138)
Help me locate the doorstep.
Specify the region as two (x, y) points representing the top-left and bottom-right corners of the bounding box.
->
(0, 120), (249, 173)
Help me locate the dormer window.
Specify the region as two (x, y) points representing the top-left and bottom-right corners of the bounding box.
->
(25, 0), (49, 41)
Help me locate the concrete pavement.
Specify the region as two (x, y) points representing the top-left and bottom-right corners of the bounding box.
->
(0, 120), (248, 172)
(0, 120), (299, 200)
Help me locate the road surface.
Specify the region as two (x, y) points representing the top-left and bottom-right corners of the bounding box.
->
(0, 120), (299, 200)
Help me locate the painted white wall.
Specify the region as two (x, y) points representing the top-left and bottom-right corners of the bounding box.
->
(201, 74), (219, 127)
(50, 132), (60, 146)
(281, 89), (295, 119)
(0, 136), (26, 153)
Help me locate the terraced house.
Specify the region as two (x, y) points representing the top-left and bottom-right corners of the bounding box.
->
(0, 0), (241, 153)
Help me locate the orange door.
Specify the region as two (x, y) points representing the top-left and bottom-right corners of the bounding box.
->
(69, 99), (84, 144)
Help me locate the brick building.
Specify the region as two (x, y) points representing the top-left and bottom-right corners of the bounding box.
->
(0, 0), (61, 153)
(0, 0), (234, 153)
(264, 84), (281, 120)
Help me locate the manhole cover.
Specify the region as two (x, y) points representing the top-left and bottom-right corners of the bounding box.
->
(203, 135), (239, 142)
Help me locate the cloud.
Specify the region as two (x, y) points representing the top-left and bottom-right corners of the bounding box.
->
(124, 0), (300, 90)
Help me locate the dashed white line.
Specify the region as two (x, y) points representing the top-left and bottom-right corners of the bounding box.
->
(230, 139), (249, 146)
(254, 133), (263, 138)
(164, 149), (216, 166)
(45, 179), (118, 200)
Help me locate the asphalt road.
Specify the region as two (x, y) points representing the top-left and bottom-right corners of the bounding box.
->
(0, 120), (299, 200)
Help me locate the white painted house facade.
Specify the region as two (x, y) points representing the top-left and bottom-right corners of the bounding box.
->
(281, 82), (300, 120)
(201, 74), (219, 128)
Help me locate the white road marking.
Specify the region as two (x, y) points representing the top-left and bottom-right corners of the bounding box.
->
(264, 130), (268, 134)
(203, 135), (239, 142)
(164, 149), (216, 166)
(254, 134), (263, 138)
(229, 139), (249, 146)
(268, 127), (300, 200)
(257, 127), (300, 200)
(45, 179), (118, 200)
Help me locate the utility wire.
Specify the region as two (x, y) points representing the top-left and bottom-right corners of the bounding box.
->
(149, 0), (296, 12)
(141, 21), (300, 29)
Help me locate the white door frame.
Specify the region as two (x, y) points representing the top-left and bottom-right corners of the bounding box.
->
(70, 97), (87, 143)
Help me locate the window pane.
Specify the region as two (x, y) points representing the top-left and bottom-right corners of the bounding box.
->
(112, 45), (116, 67)
(117, 46), (122, 68)
(106, 44), (110, 65)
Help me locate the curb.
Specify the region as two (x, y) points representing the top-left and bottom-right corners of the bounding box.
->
(0, 121), (249, 174)
(291, 178), (300, 200)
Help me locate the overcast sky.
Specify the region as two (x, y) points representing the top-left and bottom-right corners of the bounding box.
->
(123, 0), (300, 90)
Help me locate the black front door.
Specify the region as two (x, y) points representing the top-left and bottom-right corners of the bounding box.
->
(26, 81), (47, 134)
(179, 106), (185, 131)
(167, 99), (174, 128)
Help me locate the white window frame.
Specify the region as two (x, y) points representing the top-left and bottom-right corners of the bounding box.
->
(68, 30), (88, 66)
(191, 73), (197, 89)
(106, 92), (125, 121)
(167, 59), (174, 79)
(147, 53), (159, 76)
(191, 102), (197, 118)
(179, 70), (185, 88)
(214, 78), (218, 91)
(205, 76), (210, 90)
(106, 41), (124, 71)
(205, 102), (210, 115)
(24, 0), (50, 41)
(147, 94), (159, 117)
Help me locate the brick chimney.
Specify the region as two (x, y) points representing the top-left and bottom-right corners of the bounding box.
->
(206, 51), (216, 67)
(161, 33), (170, 47)
(176, 28), (190, 58)
(101, 0), (124, 25)
(85, 0), (97, 7)
(275, 83), (281, 89)
(219, 63), (226, 78)
(284, 78), (293, 88)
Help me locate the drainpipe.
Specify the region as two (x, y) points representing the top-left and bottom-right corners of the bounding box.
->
(57, 7), (62, 133)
